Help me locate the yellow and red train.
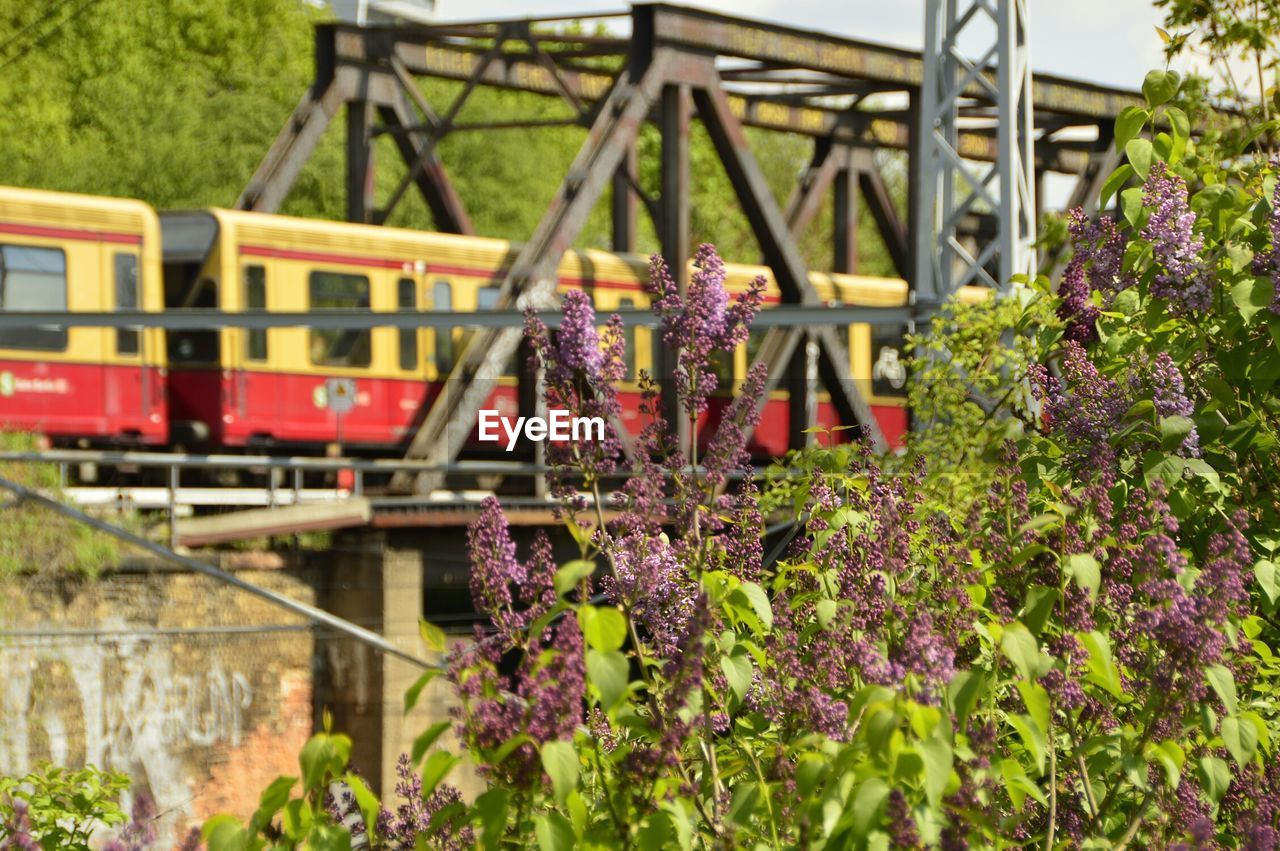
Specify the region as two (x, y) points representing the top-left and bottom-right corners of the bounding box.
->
(0, 185), (961, 457)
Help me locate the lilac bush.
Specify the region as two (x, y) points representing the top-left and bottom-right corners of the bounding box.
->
(204, 73), (1280, 851)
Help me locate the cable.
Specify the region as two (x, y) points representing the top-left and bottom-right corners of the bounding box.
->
(0, 0), (78, 59)
(0, 0), (104, 73)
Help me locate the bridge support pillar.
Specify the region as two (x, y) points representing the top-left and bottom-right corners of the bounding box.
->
(319, 531), (436, 796)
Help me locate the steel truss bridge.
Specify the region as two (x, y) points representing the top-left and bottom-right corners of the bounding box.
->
(0, 1), (1162, 687)
(2, 3), (1144, 515)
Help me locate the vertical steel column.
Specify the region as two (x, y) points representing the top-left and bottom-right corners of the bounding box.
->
(660, 83), (692, 450)
(660, 85), (691, 290)
(833, 158), (857, 274)
(914, 0), (1037, 307)
(346, 99), (376, 223)
(612, 144), (637, 253)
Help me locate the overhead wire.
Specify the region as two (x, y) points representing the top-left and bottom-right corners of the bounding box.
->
(0, 0), (105, 73)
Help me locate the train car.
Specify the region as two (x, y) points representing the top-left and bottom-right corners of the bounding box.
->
(0, 186), (167, 445)
(160, 206), (944, 455)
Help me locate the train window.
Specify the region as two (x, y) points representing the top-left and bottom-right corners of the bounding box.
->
(709, 348), (735, 385)
(309, 271), (371, 368)
(0, 244), (68, 351)
(244, 265), (267, 362)
(618, 297), (636, 379)
(397, 277), (417, 371)
(168, 276), (219, 363)
(434, 280), (453, 374)
(114, 253), (140, 355)
(476, 285), (515, 377)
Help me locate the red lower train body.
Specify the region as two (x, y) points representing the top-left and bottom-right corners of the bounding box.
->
(165, 366), (907, 455)
(0, 358), (167, 445)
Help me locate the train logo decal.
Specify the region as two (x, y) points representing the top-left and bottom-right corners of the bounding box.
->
(872, 347), (906, 390)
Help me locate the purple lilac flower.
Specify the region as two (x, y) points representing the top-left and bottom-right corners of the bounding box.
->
(466, 496), (524, 639)
(375, 755), (474, 851)
(886, 789), (921, 850)
(701, 362), (768, 486)
(648, 245), (764, 417)
(525, 289), (626, 493)
(603, 532), (696, 659)
(1056, 254), (1100, 344)
(1146, 352), (1201, 457)
(1, 799), (40, 851)
(1141, 163), (1212, 313)
(1031, 341), (1129, 477)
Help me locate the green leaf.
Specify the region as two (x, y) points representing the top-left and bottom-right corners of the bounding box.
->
(1232, 277), (1274, 322)
(251, 776), (295, 831)
(1000, 758), (1047, 809)
(202, 815), (248, 851)
(1159, 416), (1195, 452)
(1255, 559), (1279, 607)
(1121, 186), (1146, 229)
(1017, 680), (1050, 734)
(1205, 665), (1238, 714)
(1143, 451), (1185, 487)
(404, 669), (442, 713)
(1166, 105), (1190, 141)
(1114, 107), (1150, 151)
(948, 670), (988, 730)
(919, 734), (953, 807)
(540, 740), (580, 804)
(535, 812), (576, 851)
(586, 648), (629, 709)
(555, 560), (597, 596)
(1020, 585), (1060, 636)
(1221, 715), (1258, 766)
(299, 734), (339, 792)
(474, 788), (511, 851)
(815, 598), (838, 629)
(1126, 138), (1155, 179)
(850, 777), (890, 838)
(418, 618), (447, 653)
(579, 605), (627, 652)
(727, 781), (760, 826)
(411, 721), (452, 765)
(343, 773), (381, 840)
(1100, 164), (1135, 209)
(1064, 553), (1101, 602)
(1079, 631), (1123, 698)
(661, 801), (693, 851)
(1000, 621), (1050, 681)
(1184, 458), (1220, 491)
(1147, 740), (1184, 787)
(281, 799), (312, 839)
(1008, 714), (1047, 775)
(737, 581), (773, 631)
(1198, 755), (1231, 804)
(420, 750), (460, 795)
(720, 650), (754, 704)
(1142, 69), (1180, 107)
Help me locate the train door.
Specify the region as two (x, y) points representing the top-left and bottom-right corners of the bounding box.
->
(103, 246), (146, 438)
(235, 261), (276, 441)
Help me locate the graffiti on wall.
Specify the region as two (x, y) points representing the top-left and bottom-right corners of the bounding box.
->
(0, 618), (254, 842)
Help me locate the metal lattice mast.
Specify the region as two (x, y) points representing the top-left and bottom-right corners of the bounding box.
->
(914, 0), (1036, 306)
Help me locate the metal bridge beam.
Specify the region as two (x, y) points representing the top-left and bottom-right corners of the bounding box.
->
(913, 0), (1037, 305)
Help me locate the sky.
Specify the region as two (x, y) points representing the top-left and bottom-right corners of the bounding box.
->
(430, 0), (1172, 91)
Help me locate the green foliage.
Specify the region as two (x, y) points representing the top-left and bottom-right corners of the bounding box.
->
(0, 432), (122, 579)
(0, 2), (898, 272)
(0, 763), (129, 850)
